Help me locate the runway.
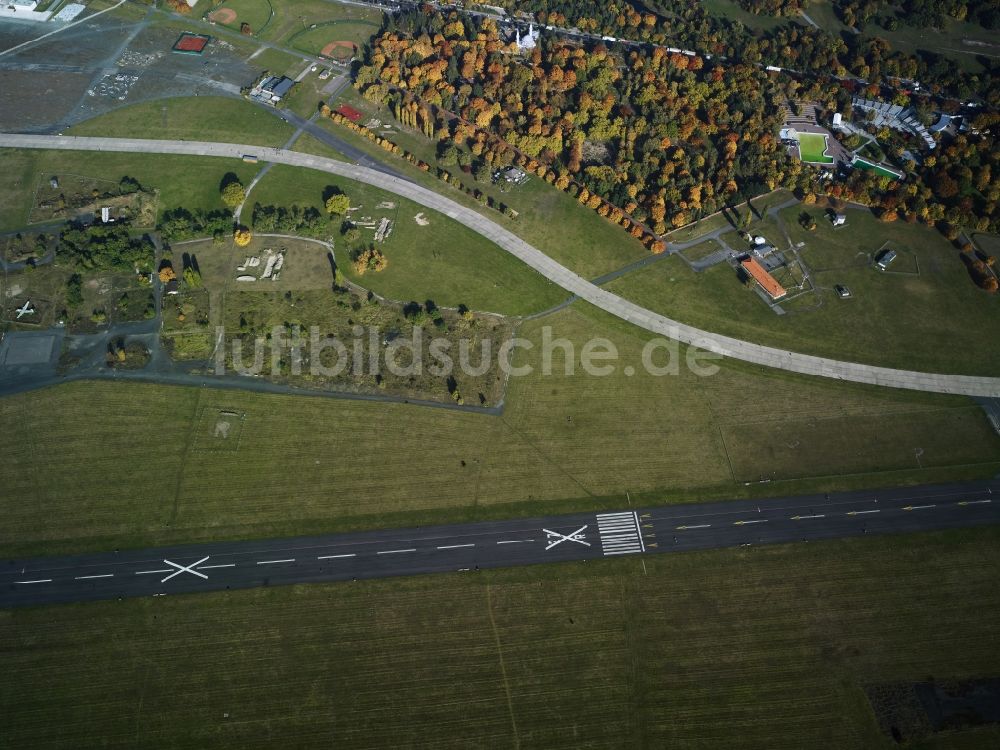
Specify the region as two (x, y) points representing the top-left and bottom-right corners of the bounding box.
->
(2, 480), (997, 608)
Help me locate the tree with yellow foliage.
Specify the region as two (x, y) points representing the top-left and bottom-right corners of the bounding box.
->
(234, 227), (253, 247)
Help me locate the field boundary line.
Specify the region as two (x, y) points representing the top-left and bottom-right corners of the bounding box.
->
(486, 584), (520, 749)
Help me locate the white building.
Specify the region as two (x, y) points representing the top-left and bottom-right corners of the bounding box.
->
(514, 24), (539, 52)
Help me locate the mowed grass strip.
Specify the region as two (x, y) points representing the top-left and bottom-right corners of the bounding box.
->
(66, 97), (296, 148)
(1, 304), (997, 557)
(0, 148), (258, 229)
(2, 528), (1000, 748)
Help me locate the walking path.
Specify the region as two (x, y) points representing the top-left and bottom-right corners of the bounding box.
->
(2, 133), (998, 397)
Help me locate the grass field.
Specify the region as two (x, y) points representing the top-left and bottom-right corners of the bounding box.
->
(797, 132), (834, 164)
(248, 165), (567, 315)
(1, 302), (997, 558)
(261, 0), (382, 51)
(702, 0), (804, 31)
(0, 149), (257, 231)
(207, 0), (274, 35)
(3, 527), (999, 748)
(287, 20), (380, 57)
(609, 204), (1000, 375)
(247, 46), (302, 78)
(66, 97), (296, 148)
(854, 157), (903, 180)
(678, 237), (724, 262)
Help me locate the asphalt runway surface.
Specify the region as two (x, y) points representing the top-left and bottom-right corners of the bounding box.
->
(3, 480), (998, 608)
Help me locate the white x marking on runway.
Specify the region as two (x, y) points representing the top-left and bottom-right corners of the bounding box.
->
(161, 556), (211, 583)
(544, 525), (590, 550)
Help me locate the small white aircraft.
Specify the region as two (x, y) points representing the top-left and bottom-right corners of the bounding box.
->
(15, 300), (35, 319)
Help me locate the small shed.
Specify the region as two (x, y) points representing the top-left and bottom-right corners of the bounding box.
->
(831, 213), (846, 227)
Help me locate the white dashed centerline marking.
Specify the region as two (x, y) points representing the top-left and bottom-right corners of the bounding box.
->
(497, 539), (534, 544)
(75, 574), (114, 580)
(256, 559), (295, 565)
(847, 510), (880, 516)
(135, 569), (172, 575)
(437, 544), (474, 550)
(676, 524), (711, 530)
(15, 579), (52, 584)
(377, 549), (416, 555)
(959, 499), (992, 506)
(734, 519), (767, 526)
(903, 505), (937, 511)
(317, 554), (356, 560)
(791, 514), (826, 520)
(199, 564), (236, 570)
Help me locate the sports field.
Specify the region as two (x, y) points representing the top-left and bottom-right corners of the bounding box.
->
(206, 0), (274, 35)
(853, 156), (903, 180)
(796, 132), (834, 164)
(288, 20), (379, 58)
(2, 527), (999, 748)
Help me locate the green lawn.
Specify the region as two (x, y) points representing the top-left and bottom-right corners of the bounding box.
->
(609, 204), (1000, 375)
(248, 46), (302, 78)
(207, 0), (274, 35)
(797, 132), (834, 164)
(1, 303), (997, 558)
(248, 165), (567, 315)
(702, 0), (805, 31)
(3, 527), (1000, 748)
(66, 97), (296, 147)
(287, 20), (380, 57)
(235, 0), (383, 46)
(854, 157), (903, 180)
(678, 238), (724, 262)
(0, 148), (258, 231)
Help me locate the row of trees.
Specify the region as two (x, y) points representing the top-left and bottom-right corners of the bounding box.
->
(481, 0), (1000, 104)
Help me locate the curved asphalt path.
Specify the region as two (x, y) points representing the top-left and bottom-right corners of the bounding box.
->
(2, 480), (996, 608)
(3, 133), (999, 397)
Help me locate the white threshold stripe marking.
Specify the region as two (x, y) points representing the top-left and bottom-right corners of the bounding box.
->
(256, 559), (295, 565)
(378, 549), (416, 554)
(75, 574), (114, 580)
(317, 554), (356, 559)
(603, 550), (643, 557)
(135, 569), (172, 575)
(15, 579), (52, 584)
(437, 544), (475, 550)
(199, 564), (236, 569)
